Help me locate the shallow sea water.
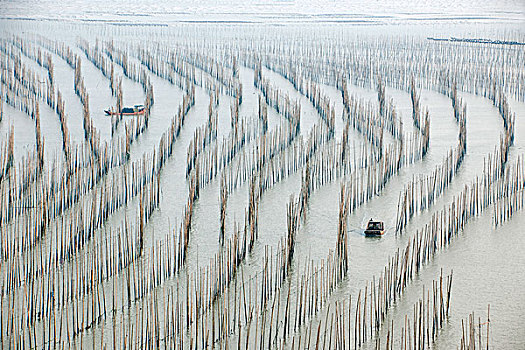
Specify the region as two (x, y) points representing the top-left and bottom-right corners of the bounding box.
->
(0, 3), (524, 348)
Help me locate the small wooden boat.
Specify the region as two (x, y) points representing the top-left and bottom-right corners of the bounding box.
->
(364, 219), (385, 236)
(105, 104), (145, 116)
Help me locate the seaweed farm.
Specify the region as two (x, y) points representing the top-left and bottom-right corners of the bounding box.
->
(0, 10), (524, 349)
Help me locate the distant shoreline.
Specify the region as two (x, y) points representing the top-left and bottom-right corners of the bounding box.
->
(427, 37), (525, 46)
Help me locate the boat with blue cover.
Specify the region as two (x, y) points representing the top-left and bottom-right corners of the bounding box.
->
(105, 104), (145, 116)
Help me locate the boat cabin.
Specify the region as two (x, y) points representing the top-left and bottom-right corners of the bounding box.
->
(364, 219), (385, 236)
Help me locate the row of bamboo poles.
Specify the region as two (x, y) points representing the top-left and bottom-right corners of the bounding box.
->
(395, 82), (467, 233)
(87, 45), (348, 348)
(165, 63), (413, 347)
(458, 305), (490, 350)
(2, 31), (512, 252)
(78, 37), (153, 139)
(201, 58), (434, 237)
(111, 77), (123, 136)
(77, 38), (117, 95)
(0, 126), (14, 183)
(254, 61), (301, 136)
(261, 54), (426, 210)
(118, 40), (237, 106)
(186, 93), (218, 178)
(247, 55), (422, 211)
(149, 59), (348, 345)
(376, 77), (403, 140)
(0, 40), (56, 115)
(4, 35), (77, 171)
(1, 77), (195, 293)
(0, 137), (476, 348)
(409, 78), (430, 159)
(0, 69), (198, 347)
(190, 64), (443, 348)
(276, 269), (452, 350)
(379, 271), (453, 350)
(0, 32), (229, 294)
(261, 55), (336, 136)
(69, 170), (464, 350)
(0, 37), (131, 224)
(0, 46), (47, 174)
(0, 52), (188, 266)
(291, 137), (515, 348)
(169, 42), (243, 101)
(0, 123), (484, 344)
(493, 154), (524, 226)
(104, 40), (151, 95)
(238, 33), (523, 104)
(4, 34), (270, 350)
(237, 46), (516, 348)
